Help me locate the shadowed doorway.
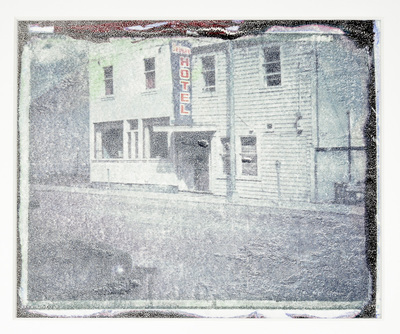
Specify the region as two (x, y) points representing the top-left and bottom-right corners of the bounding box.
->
(174, 132), (212, 192)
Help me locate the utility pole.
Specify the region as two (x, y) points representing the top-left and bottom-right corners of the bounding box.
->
(347, 109), (352, 183)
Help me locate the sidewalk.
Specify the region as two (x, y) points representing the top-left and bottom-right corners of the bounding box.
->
(30, 182), (365, 217)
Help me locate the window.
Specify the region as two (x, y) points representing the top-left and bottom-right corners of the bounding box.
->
(150, 132), (168, 158)
(95, 122), (123, 159)
(144, 57), (155, 89)
(103, 66), (114, 95)
(202, 56), (215, 91)
(220, 137), (231, 175)
(263, 46), (281, 86)
(241, 137), (257, 176)
(143, 118), (169, 159)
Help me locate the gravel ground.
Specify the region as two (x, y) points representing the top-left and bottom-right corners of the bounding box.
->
(26, 188), (370, 303)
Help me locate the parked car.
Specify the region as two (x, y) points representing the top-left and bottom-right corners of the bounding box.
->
(28, 240), (140, 301)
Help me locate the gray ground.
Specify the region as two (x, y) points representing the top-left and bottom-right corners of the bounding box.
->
(27, 187), (370, 304)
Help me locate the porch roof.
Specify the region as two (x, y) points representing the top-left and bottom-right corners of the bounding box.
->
(152, 125), (217, 133)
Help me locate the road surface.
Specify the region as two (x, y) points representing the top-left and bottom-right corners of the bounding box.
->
(26, 187), (370, 305)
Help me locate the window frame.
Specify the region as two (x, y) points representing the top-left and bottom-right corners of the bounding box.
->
(240, 136), (258, 177)
(201, 55), (216, 92)
(103, 66), (114, 96)
(262, 46), (282, 87)
(150, 131), (169, 159)
(144, 57), (156, 90)
(94, 121), (124, 160)
(127, 120), (139, 160)
(142, 118), (170, 160)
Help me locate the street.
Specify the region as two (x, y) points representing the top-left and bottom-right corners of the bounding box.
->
(26, 187), (370, 305)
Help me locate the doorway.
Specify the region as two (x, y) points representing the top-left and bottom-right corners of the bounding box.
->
(174, 132), (212, 192)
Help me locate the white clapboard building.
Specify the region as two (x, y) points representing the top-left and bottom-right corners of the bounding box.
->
(89, 29), (369, 204)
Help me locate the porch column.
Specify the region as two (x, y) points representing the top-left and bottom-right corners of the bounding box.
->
(123, 120), (129, 159)
(138, 118), (144, 159)
(144, 125), (151, 159)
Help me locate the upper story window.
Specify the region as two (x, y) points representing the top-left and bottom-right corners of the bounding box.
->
(144, 57), (156, 89)
(240, 136), (258, 176)
(202, 56), (215, 91)
(263, 46), (281, 86)
(103, 66), (114, 95)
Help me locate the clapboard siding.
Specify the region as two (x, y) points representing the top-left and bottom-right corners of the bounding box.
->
(230, 41), (314, 202)
(88, 35), (367, 203)
(90, 38), (175, 123)
(190, 39), (316, 202)
(191, 50), (228, 127)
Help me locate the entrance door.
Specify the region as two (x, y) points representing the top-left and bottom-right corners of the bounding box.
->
(174, 132), (211, 192)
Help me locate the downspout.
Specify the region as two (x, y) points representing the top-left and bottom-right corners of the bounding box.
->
(226, 40), (238, 201)
(313, 39), (320, 202)
(347, 109), (352, 183)
(315, 45), (320, 149)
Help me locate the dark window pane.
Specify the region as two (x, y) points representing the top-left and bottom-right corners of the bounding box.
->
(105, 79), (113, 95)
(204, 71), (215, 87)
(127, 132), (132, 159)
(241, 137), (256, 147)
(146, 71), (155, 89)
(144, 58), (155, 71)
(151, 132), (168, 158)
(264, 62), (281, 74)
(128, 119), (138, 131)
(104, 66), (114, 95)
(102, 128), (123, 159)
(95, 122), (124, 159)
(266, 74), (281, 86)
(104, 66), (113, 78)
(202, 56), (215, 90)
(202, 56), (215, 70)
(264, 47), (280, 62)
(135, 132), (139, 159)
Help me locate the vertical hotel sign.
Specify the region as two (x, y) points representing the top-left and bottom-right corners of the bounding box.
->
(170, 41), (192, 126)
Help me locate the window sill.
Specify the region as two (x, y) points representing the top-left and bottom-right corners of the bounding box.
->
(101, 95), (115, 101)
(258, 84), (284, 92)
(237, 176), (261, 181)
(146, 157), (170, 162)
(141, 89), (159, 95)
(92, 158), (170, 163)
(92, 159), (123, 162)
(216, 176), (262, 182)
(199, 89), (217, 98)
